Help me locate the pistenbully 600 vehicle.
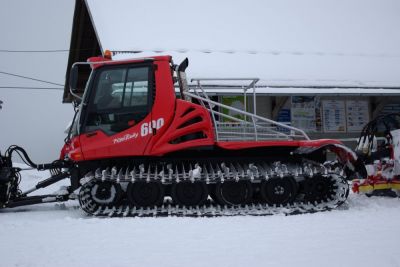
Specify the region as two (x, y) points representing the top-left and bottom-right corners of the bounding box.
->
(0, 53), (358, 217)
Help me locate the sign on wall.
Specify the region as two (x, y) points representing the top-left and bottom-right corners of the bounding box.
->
(322, 100), (346, 132)
(380, 103), (400, 115)
(277, 108), (291, 134)
(221, 96), (245, 121)
(277, 108), (291, 123)
(291, 96), (316, 132)
(346, 100), (369, 132)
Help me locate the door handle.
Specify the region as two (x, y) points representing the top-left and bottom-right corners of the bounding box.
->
(86, 132), (98, 138)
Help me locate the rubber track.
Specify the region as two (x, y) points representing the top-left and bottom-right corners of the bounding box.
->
(78, 161), (349, 217)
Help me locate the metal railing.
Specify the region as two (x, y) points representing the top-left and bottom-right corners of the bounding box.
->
(185, 78), (310, 141)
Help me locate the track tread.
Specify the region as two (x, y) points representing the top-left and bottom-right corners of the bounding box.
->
(78, 161), (349, 217)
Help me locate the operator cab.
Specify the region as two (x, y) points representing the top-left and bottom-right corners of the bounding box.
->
(67, 54), (186, 143)
(82, 63), (154, 135)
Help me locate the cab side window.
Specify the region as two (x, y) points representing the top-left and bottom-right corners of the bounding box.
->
(84, 65), (152, 135)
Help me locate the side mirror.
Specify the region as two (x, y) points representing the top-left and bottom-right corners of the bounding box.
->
(69, 64), (79, 92)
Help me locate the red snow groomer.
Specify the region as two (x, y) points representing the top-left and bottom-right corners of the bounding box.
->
(0, 53), (360, 217)
(352, 113), (400, 197)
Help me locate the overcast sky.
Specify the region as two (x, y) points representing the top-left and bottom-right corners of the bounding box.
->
(0, 0), (74, 162)
(92, 0), (400, 85)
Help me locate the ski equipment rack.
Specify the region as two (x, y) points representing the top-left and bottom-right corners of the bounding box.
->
(184, 78), (310, 141)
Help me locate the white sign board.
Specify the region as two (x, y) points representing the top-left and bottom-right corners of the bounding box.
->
(291, 96), (316, 132)
(322, 100), (346, 132)
(346, 100), (369, 132)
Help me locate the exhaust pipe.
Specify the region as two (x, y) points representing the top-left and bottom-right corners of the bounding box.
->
(176, 58), (190, 100)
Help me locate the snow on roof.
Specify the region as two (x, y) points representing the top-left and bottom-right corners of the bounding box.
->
(188, 87), (400, 96)
(86, 0), (400, 88)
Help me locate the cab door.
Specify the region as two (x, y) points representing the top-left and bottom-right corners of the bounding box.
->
(79, 63), (155, 160)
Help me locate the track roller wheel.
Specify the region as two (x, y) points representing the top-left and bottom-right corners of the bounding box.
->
(127, 181), (164, 207)
(303, 175), (334, 203)
(214, 180), (253, 206)
(171, 181), (208, 206)
(261, 177), (297, 205)
(79, 179), (123, 214)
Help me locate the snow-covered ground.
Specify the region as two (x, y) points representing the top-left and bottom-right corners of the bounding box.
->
(1, 166), (399, 267)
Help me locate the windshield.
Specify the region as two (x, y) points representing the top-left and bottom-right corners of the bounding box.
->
(83, 65), (153, 135)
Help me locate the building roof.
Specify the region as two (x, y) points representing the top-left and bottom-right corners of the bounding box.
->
(195, 87), (400, 96)
(64, 0), (400, 101)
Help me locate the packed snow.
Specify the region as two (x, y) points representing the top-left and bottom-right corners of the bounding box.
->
(1, 165), (399, 267)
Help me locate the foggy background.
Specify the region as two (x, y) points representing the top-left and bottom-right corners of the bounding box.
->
(0, 0), (74, 162)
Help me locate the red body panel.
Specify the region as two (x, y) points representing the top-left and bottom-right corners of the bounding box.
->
(60, 136), (83, 161)
(87, 56), (172, 70)
(146, 99), (215, 156)
(216, 139), (342, 150)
